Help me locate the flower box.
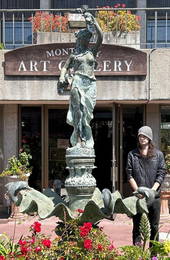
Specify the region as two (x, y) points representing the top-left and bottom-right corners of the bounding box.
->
(36, 32), (76, 44)
(102, 31), (140, 49)
(68, 13), (86, 28)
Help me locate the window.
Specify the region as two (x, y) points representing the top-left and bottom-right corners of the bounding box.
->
(4, 21), (32, 49)
(147, 19), (170, 48)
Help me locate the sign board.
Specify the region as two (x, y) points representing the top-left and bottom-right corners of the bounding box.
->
(4, 43), (147, 76)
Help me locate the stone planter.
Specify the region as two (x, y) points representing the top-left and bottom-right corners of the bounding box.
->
(160, 175), (170, 215)
(36, 31), (140, 49)
(36, 32), (76, 44)
(102, 31), (140, 49)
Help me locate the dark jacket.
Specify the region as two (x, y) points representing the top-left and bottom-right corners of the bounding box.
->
(126, 148), (166, 193)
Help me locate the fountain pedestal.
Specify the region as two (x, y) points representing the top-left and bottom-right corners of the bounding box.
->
(65, 147), (96, 211)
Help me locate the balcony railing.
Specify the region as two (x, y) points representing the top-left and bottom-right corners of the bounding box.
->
(1, 8), (170, 49)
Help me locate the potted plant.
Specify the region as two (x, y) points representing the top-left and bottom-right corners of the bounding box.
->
(28, 11), (75, 44)
(96, 3), (141, 48)
(0, 151), (32, 181)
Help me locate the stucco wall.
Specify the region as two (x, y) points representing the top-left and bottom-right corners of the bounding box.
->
(0, 49), (148, 102)
(3, 104), (18, 168)
(1, 47), (170, 102)
(150, 49), (170, 101)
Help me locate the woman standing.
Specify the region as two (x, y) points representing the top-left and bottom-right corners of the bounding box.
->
(58, 11), (103, 149)
(126, 126), (166, 246)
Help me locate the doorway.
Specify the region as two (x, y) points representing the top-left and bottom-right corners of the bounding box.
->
(20, 106), (113, 191)
(117, 105), (144, 197)
(20, 106), (42, 190)
(48, 109), (72, 188)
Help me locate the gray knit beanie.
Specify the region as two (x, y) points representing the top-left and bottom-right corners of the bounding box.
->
(138, 126), (153, 141)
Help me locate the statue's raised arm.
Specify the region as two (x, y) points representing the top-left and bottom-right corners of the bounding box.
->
(83, 11), (103, 56)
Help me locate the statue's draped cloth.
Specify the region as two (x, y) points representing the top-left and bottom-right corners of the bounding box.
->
(67, 74), (96, 148)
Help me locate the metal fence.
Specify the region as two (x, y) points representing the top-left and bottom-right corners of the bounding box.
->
(1, 8), (170, 49)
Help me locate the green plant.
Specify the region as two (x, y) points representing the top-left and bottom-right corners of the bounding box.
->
(96, 3), (140, 34)
(0, 217), (119, 260)
(28, 11), (69, 32)
(0, 43), (4, 49)
(0, 213), (170, 260)
(0, 233), (21, 258)
(139, 213), (151, 251)
(0, 152), (32, 181)
(150, 239), (170, 258)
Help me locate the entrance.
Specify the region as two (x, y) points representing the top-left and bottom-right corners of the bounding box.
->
(20, 106), (113, 191)
(20, 106), (42, 190)
(48, 109), (72, 189)
(117, 105), (144, 197)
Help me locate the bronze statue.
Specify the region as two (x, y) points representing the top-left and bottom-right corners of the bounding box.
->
(58, 11), (103, 149)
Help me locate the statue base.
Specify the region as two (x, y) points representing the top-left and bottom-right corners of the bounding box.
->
(65, 146), (96, 211)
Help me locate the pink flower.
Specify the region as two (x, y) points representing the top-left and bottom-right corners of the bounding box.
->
(42, 239), (51, 248)
(108, 242), (115, 250)
(35, 246), (41, 252)
(29, 236), (35, 244)
(31, 221), (41, 233)
(122, 3), (126, 8)
(84, 239), (93, 250)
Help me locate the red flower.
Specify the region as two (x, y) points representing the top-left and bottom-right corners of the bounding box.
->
(59, 257), (65, 260)
(19, 239), (27, 246)
(80, 229), (88, 237)
(79, 222), (92, 237)
(84, 239), (93, 250)
(97, 243), (103, 251)
(31, 221), (41, 233)
(77, 208), (84, 213)
(20, 246), (29, 255)
(35, 246), (41, 252)
(42, 239), (51, 248)
(0, 256), (6, 260)
(83, 222), (92, 230)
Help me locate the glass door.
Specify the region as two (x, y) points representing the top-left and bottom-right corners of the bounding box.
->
(118, 105), (144, 196)
(48, 109), (72, 188)
(20, 106), (42, 190)
(92, 110), (113, 191)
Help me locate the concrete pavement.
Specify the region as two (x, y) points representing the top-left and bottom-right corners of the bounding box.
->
(0, 213), (169, 248)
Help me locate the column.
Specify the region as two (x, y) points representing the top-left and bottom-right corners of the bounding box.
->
(3, 104), (18, 168)
(136, 0), (147, 49)
(40, 0), (51, 9)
